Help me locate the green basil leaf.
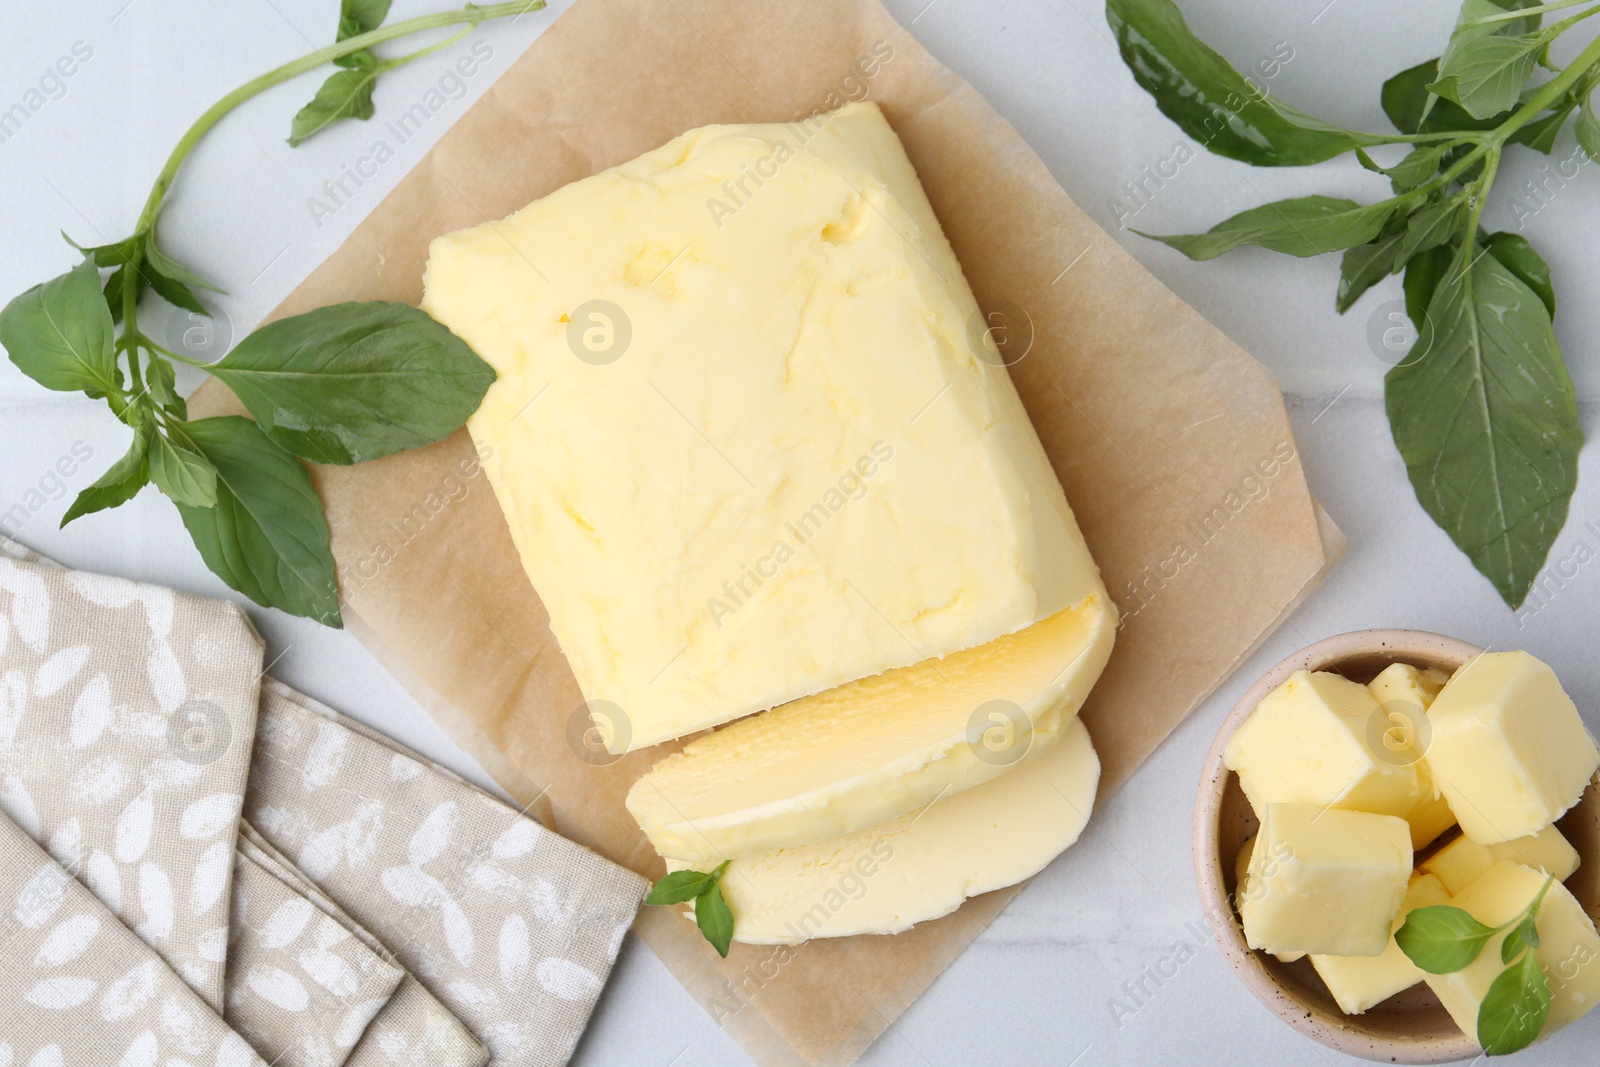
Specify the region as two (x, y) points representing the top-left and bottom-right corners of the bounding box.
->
(1138, 196), (1397, 261)
(289, 66), (382, 147)
(208, 301), (496, 465)
(340, 0), (391, 38)
(1386, 252), (1580, 608)
(1395, 194), (1470, 265)
(1576, 95), (1600, 166)
(646, 870), (715, 906)
(1386, 145), (1447, 193)
(145, 354), (187, 419)
(1501, 912), (1540, 964)
(1337, 230), (1408, 313)
(62, 232), (142, 267)
(1404, 243), (1454, 328)
(148, 432), (218, 508)
(694, 880), (734, 958)
(1507, 106), (1574, 153)
(1383, 59), (1508, 134)
(1105, 0), (1365, 166)
(61, 420), (153, 527)
(169, 416), (341, 626)
(1478, 950), (1550, 1055)
(1429, 31), (1547, 120)
(144, 265), (206, 316)
(1482, 232), (1555, 319)
(146, 240), (224, 295)
(102, 263), (149, 327)
(1396, 904), (1500, 973)
(0, 259), (119, 397)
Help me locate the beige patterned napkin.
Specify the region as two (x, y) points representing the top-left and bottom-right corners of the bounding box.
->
(0, 807), (269, 1067)
(0, 542), (264, 1009)
(227, 842), (406, 1067)
(246, 679), (649, 1066)
(238, 825), (489, 1067)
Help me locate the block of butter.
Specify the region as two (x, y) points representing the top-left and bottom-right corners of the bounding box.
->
(1240, 803), (1413, 958)
(1234, 832), (1303, 964)
(1427, 860), (1600, 1042)
(1423, 651), (1599, 844)
(1419, 825), (1580, 896)
(421, 102), (1106, 751)
(1368, 663), (1456, 849)
(1310, 872), (1451, 1014)
(628, 596), (1113, 865)
(1226, 671), (1421, 820)
(671, 716), (1100, 943)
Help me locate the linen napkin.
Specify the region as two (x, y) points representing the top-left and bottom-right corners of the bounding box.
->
(246, 678), (650, 1066)
(226, 842), (406, 1067)
(238, 824), (490, 1067)
(0, 807), (269, 1067)
(0, 543), (264, 1009)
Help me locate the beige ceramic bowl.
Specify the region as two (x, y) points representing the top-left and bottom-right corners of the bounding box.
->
(1194, 629), (1600, 1063)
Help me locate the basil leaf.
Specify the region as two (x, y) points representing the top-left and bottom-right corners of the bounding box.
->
(146, 240), (224, 295)
(695, 880), (734, 958)
(148, 432), (218, 507)
(1501, 912), (1540, 964)
(1386, 145), (1447, 193)
(208, 301), (496, 465)
(1507, 106), (1574, 153)
(169, 416), (341, 626)
(62, 231), (142, 267)
(102, 263), (149, 327)
(1429, 31), (1547, 120)
(144, 266), (206, 316)
(338, 0), (392, 45)
(1576, 95), (1600, 167)
(289, 65), (382, 147)
(1106, 0), (1365, 166)
(1383, 59), (1508, 134)
(145, 354), (187, 419)
(1386, 252), (1580, 608)
(0, 259), (119, 397)
(61, 420), (153, 527)
(646, 870), (714, 906)
(1404, 243), (1454, 327)
(1138, 196), (1396, 261)
(1483, 232), (1555, 319)
(1337, 230), (1408, 313)
(1478, 950), (1550, 1055)
(1396, 904), (1500, 973)
(1395, 194), (1470, 265)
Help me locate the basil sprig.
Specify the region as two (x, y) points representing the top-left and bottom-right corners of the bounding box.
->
(0, 2), (547, 625)
(1396, 874), (1555, 1055)
(646, 860), (736, 957)
(1107, 0), (1600, 609)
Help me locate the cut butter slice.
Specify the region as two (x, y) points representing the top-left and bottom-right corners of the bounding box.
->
(421, 101), (1106, 751)
(669, 716), (1100, 944)
(629, 596), (1114, 865)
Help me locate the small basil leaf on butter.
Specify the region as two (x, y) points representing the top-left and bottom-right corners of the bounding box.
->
(1478, 949), (1550, 1055)
(169, 416), (341, 627)
(646, 870), (715, 906)
(62, 418), (153, 527)
(1136, 196), (1397, 261)
(1501, 912), (1541, 964)
(1396, 904), (1499, 973)
(208, 301), (496, 465)
(0, 259), (119, 397)
(696, 880), (735, 959)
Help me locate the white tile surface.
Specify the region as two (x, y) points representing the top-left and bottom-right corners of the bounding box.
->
(4, 2), (1598, 1064)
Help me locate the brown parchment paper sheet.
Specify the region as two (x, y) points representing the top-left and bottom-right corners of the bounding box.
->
(192, 0), (1347, 1062)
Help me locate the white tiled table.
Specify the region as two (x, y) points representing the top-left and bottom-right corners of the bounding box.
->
(4, 2), (1597, 1063)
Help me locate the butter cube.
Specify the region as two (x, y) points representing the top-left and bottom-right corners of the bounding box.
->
(422, 102), (1107, 750)
(1424, 652), (1598, 844)
(1420, 825), (1580, 896)
(1241, 803), (1413, 958)
(1226, 671), (1420, 820)
(1369, 662), (1458, 849)
(1427, 861), (1600, 1042)
(1311, 873), (1451, 1014)
(1234, 832), (1303, 964)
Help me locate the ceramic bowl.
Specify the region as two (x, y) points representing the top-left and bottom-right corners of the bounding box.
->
(1194, 629), (1600, 1063)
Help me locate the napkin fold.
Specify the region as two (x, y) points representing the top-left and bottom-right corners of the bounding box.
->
(0, 547), (264, 1008)
(246, 678), (649, 1066)
(0, 807), (269, 1067)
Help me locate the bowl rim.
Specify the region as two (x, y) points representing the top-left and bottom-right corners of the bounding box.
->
(1193, 628), (1486, 1064)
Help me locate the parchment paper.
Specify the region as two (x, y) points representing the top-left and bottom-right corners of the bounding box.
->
(192, 0), (1346, 1062)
